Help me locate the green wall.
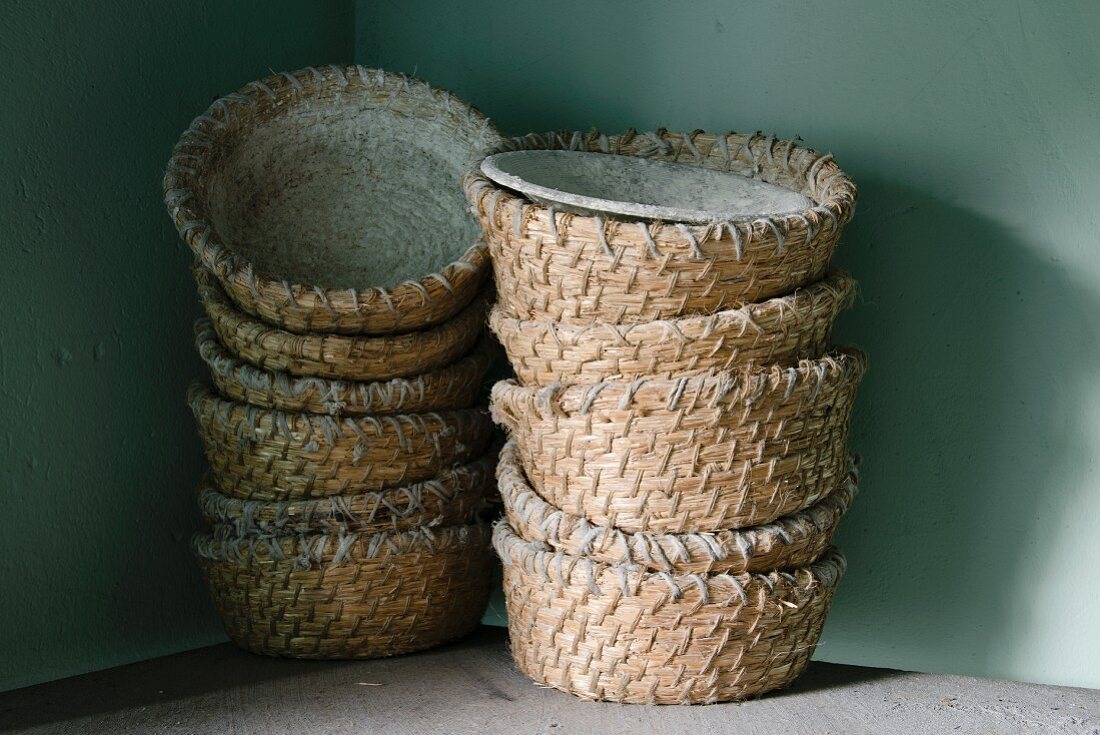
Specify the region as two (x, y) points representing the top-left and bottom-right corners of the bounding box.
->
(358, 0), (1100, 688)
(0, 1), (353, 692)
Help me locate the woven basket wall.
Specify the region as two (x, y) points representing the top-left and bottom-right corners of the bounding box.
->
(466, 129), (857, 324)
(189, 385), (494, 501)
(491, 350), (866, 533)
(491, 269), (855, 386)
(198, 449), (495, 535)
(497, 440), (856, 574)
(494, 521), (845, 704)
(195, 522), (493, 659)
(195, 267), (489, 381)
(164, 65), (501, 335)
(195, 318), (497, 415)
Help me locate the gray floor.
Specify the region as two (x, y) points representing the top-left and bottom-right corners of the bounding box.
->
(1, 627), (1097, 735)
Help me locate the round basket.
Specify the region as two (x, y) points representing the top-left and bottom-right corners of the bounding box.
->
(194, 522), (493, 659)
(199, 449), (495, 535)
(490, 270), (855, 386)
(195, 266), (489, 381)
(164, 65), (501, 335)
(189, 385), (495, 501)
(494, 521), (845, 704)
(465, 129), (857, 324)
(491, 349), (866, 533)
(497, 439), (856, 574)
(195, 318), (497, 415)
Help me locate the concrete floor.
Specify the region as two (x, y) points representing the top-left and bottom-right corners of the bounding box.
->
(1, 627), (1097, 734)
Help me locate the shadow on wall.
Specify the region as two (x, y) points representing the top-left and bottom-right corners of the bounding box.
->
(826, 178), (1100, 677)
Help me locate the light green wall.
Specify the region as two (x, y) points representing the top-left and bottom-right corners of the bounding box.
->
(359, 0), (1100, 688)
(0, 1), (353, 692)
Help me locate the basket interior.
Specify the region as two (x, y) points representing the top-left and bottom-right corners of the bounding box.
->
(483, 149), (813, 222)
(203, 91), (494, 289)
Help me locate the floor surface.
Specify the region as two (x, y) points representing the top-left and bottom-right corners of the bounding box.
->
(1, 627), (1098, 734)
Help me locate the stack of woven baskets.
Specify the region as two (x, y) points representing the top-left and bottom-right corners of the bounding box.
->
(466, 129), (867, 703)
(162, 65), (504, 659)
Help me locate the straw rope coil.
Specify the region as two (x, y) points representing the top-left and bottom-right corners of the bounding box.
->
(490, 270), (855, 386)
(494, 521), (845, 704)
(194, 522), (493, 659)
(189, 385), (494, 501)
(465, 129), (857, 324)
(164, 65), (501, 335)
(195, 318), (497, 415)
(491, 349), (866, 533)
(198, 450), (494, 535)
(195, 267), (489, 381)
(497, 440), (856, 575)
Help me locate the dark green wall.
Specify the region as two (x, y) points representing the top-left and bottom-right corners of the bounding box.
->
(0, 1), (353, 692)
(358, 0), (1100, 688)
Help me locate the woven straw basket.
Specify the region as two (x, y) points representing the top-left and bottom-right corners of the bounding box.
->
(199, 450), (494, 535)
(195, 522), (493, 659)
(189, 385), (494, 501)
(195, 267), (488, 381)
(494, 522), (845, 704)
(497, 440), (856, 574)
(465, 129), (857, 324)
(164, 65), (502, 335)
(195, 318), (497, 415)
(491, 270), (855, 386)
(491, 350), (866, 533)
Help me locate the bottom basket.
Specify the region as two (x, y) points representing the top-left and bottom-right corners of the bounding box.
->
(194, 522), (493, 659)
(494, 521), (845, 704)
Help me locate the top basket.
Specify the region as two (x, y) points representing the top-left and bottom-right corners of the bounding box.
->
(465, 129), (857, 324)
(164, 65), (501, 335)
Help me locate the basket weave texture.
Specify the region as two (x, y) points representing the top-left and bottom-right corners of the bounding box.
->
(466, 129), (857, 324)
(189, 385), (494, 501)
(195, 318), (497, 415)
(199, 450), (494, 535)
(195, 522), (493, 659)
(497, 440), (856, 574)
(164, 65), (501, 335)
(491, 350), (866, 533)
(495, 521), (845, 704)
(195, 267), (489, 381)
(491, 269), (855, 386)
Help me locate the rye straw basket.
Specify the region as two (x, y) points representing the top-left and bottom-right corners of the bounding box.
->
(466, 129), (857, 324)
(189, 385), (494, 501)
(491, 270), (855, 386)
(195, 318), (497, 415)
(498, 440), (856, 574)
(195, 522), (493, 659)
(199, 450), (494, 535)
(195, 267), (488, 381)
(164, 65), (501, 335)
(491, 349), (866, 533)
(495, 521), (846, 703)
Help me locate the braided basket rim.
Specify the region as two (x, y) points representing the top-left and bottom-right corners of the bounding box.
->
(494, 520), (846, 598)
(199, 448), (496, 534)
(466, 128), (856, 229)
(492, 268), (855, 340)
(194, 521), (492, 568)
(497, 439), (857, 574)
(492, 348), (867, 422)
(188, 382), (491, 451)
(489, 269), (855, 384)
(163, 65), (501, 335)
(194, 265), (490, 381)
(195, 317), (496, 415)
